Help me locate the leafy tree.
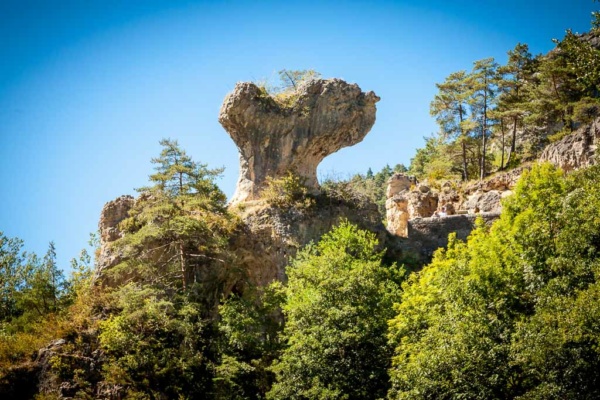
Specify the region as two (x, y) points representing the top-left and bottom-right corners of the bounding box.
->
(99, 285), (215, 398)
(0, 233), (26, 320)
(408, 135), (463, 180)
(17, 242), (67, 317)
(268, 221), (402, 399)
(96, 139), (239, 398)
(215, 284), (285, 399)
(495, 43), (535, 168)
(388, 163), (600, 399)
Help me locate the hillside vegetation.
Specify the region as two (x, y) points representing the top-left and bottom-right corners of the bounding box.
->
(1, 14), (600, 400)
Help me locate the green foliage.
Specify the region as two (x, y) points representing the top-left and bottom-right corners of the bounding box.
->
(408, 136), (464, 180)
(388, 163), (600, 399)
(0, 233), (26, 320)
(99, 285), (215, 398)
(261, 172), (315, 210)
(321, 164), (408, 217)
(268, 221), (403, 399)
(110, 138), (235, 298)
(88, 139), (244, 398)
(421, 24), (600, 179)
(215, 284), (285, 399)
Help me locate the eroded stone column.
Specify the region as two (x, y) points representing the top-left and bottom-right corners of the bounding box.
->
(219, 79), (380, 204)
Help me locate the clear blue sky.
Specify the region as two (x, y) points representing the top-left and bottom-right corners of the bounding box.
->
(0, 0), (596, 270)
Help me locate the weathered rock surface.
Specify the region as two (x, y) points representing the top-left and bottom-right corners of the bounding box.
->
(219, 79), (380, 204)
(466, 167), (526, 193)
(386, 173), (414, 198)
(539, 118), (600, 172)
(232, 196), (398, 285)
(96, 195), (134, 276)
(463, 190), (502, 213)
(402, 213), (500, 260)
(386, 195), (409, 237)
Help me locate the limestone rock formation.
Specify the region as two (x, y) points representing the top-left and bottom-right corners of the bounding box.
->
(219, 79), (380, 204)
(386, 174), (414, 198)
(407, 187), (438, 218)
(386, 196), (409, 237)
(96, 195), (134, 275)
(463, 190), (502, 213)
(539, 118), (600, 172)
(385, 174), (418, 237)
(402, 213), (500, 260)
(232, 197), (392, 286)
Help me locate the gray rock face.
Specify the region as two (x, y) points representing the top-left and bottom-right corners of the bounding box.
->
(539, 118), (600, 172)
(402, 213), (500, 261)
(96, 195), (134, 275)
(463, 190), (502, 213)
(219, 79), (380, 204)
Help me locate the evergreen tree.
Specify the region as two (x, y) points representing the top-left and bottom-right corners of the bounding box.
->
(468, 58), (499, 180)
(495, 43), (534, 168)
(430, 70), (474, 180)
(110, 138), (234, 300)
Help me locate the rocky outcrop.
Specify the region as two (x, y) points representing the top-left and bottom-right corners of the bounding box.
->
(232, 196), (395, 286)
(96, 195), (134, 276)
(407, 186), (438, 218)
(219, 79), (380, 204)
(402, 213), (500, 260)
(539, 118), (600, 172)
(386, 196), (409, 237)
(386, 174), (414, 198)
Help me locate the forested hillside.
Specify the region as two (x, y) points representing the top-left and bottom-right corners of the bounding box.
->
(2, 11), (600, 400)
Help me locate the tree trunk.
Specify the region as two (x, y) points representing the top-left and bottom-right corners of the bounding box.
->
(500, 119), (506, 170)
(459, 106), (469, 181)
(480, 87), (488, 181)
(179, 241), (187, 291)
(506, 115), (518, 167)
(462, 140), (468, 181)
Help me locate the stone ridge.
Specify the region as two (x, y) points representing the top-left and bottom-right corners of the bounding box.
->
(219, 78), (380, 204)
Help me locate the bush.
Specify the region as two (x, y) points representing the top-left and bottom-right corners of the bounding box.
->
(261, 172), (315, 209)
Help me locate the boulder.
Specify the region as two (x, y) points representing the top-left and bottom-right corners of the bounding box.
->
(407, 188), (438, 218)
(463, 190), (502, 213)
(219, 79), (380, 204)
(386, 173), (414, 198)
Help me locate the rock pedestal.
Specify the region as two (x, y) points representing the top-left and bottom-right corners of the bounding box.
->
(219, 79), (380, 204)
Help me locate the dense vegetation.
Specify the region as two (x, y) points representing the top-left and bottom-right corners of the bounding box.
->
(410, 27), (600, 181)
(389, 163), (600, 399)
(2, 12), (600, 400)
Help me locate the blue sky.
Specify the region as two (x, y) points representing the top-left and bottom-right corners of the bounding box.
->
(0, 0), (597, 270)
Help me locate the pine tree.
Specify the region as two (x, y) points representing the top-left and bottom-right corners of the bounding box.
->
(469, 58), (499, 180)
(430, 70), (474, 180)
(111, 139), (234, 298)
(496, 43), (534, 168)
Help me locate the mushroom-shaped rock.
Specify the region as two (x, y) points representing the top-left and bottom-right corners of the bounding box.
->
(219, 78), (380, 204)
